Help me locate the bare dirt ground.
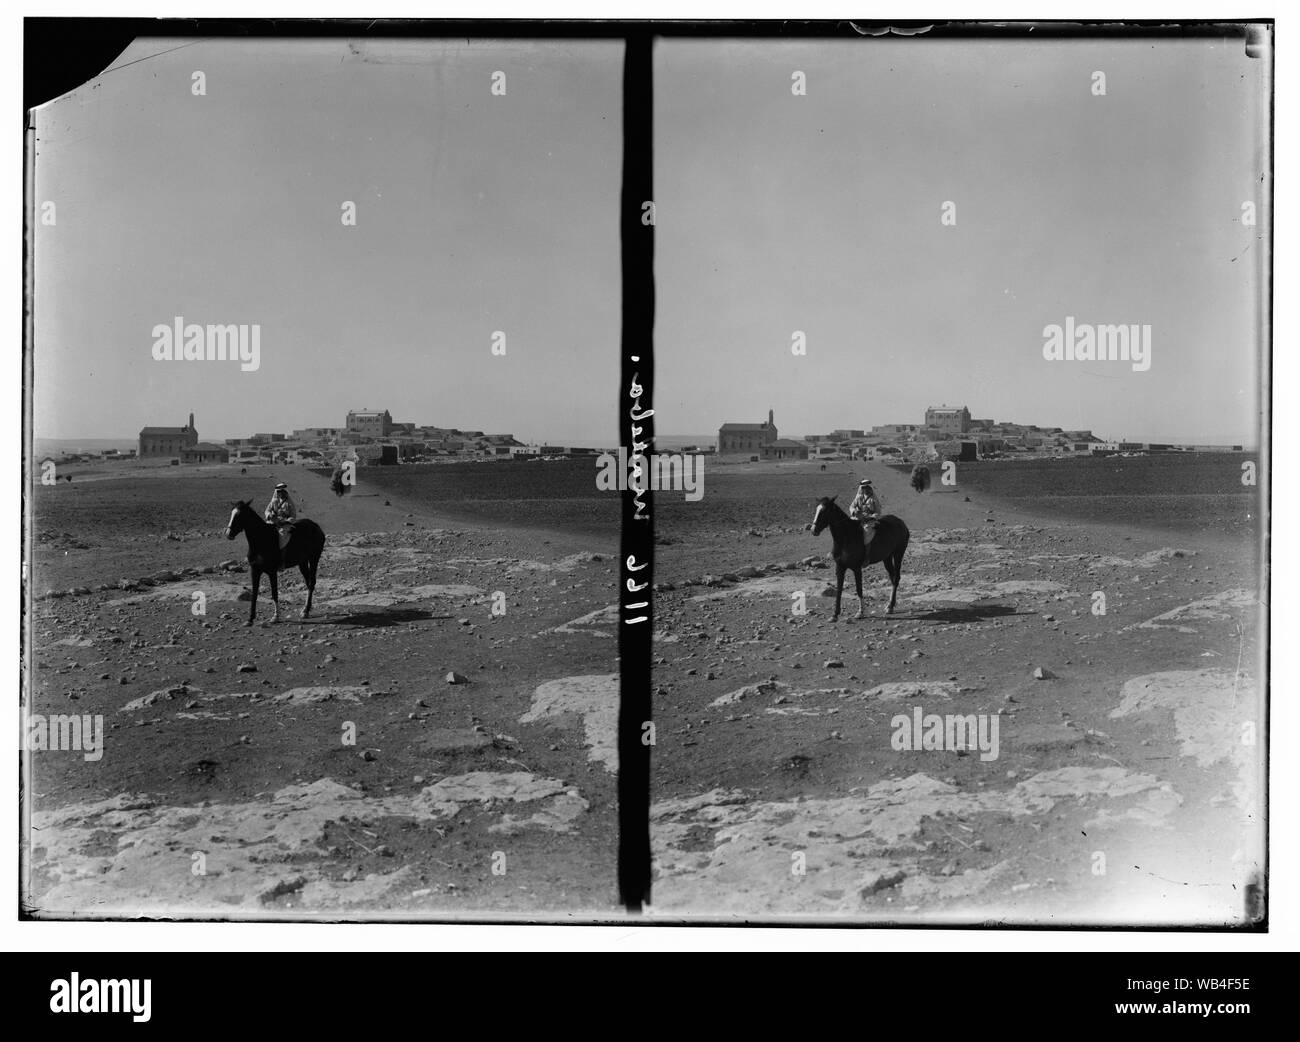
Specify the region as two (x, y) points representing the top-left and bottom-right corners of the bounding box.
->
(24, 456), (1267, 925)
(649, 460), (1265, 924)
(26, 463), (621, 918)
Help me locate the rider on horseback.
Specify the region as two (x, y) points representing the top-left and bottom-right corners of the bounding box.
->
(264, 483), (297, 557)
(849, 479), (883, 545)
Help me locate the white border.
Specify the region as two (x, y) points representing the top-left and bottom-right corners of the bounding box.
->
(6, 0), (1291, 954)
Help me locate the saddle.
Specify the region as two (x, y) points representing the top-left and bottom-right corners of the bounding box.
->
(275, 523), (294, 551)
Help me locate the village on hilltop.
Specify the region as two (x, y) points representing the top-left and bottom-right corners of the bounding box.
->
(41, 402), (1245, 469)
(712, 405), (1245, 462)
(42, 409), (609, 469)
(209, 409), (607, 466)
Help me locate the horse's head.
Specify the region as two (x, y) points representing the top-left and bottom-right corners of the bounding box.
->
(811, 495), (838, 536)
(226, 500), (252, 540)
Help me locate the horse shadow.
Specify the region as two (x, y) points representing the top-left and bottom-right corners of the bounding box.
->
(314, 608), (454, 629)
(883, 603), (1029, 625)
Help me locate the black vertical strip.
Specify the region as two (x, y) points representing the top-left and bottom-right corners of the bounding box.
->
(618, 31), (654, 913)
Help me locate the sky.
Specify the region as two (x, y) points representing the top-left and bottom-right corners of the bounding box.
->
(31, 34), (1270, 450)
(653, 37), (1269, 446)
(31, 37), (622, 446)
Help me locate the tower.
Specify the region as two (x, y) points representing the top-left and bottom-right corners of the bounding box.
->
(768, 409), (774, 429)
(188, 412), (194, 431)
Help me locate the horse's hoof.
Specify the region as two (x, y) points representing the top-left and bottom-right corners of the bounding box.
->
(243, 621), (253, 627)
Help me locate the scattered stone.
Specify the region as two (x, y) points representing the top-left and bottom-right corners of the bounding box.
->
(1011, 723), (1085, 751)
(418, 729), (493, 754)
(861, 681), (960, 702)
(710, 680), (787, 708)
(273, 686), (380, 705)
(860, 870), (907, 897)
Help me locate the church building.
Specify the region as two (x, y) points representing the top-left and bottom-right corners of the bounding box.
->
(718, 409), (779, 456)
(139, 412), (199, 458)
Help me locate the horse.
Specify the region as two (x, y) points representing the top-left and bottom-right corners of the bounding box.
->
(810, 496), (909, 620)
(225, 501), (326, 625)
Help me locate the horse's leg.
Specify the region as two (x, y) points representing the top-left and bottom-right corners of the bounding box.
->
(269, 568), (281, 623)
(300, 560), (314, 619)
(833, 565), (845, 621)
(887, 552), (901, 614)
(246, 568), (260, 626)
(854, 566), (865, 619)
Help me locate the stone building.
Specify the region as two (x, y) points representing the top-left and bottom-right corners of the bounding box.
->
(181, 442), (230, 464)
(924, 405), (971, 434)
(346, 409), (393, 438)
(139, 412), (199, 458)
(718, 409), (778, 455)
(761, 438), (810, 461)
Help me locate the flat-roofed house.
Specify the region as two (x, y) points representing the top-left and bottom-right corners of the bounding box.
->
(181, 442), (230, 464)
(761, 438), (809, 460)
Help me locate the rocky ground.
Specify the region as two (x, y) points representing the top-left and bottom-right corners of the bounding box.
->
(26, 464), (621, 917)
(648, 460), (1265, 924)
(24, 457), (1267, 925)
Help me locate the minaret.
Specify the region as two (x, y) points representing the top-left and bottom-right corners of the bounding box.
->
(188, 412), (194, 431)
(768, 409), (774, 429)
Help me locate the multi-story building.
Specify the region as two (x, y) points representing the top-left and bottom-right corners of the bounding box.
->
(139, 412), (199, 458)
(718, 410), (778, 455)
(346, 409), (393, 438)
(924, 405), (971, 434)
